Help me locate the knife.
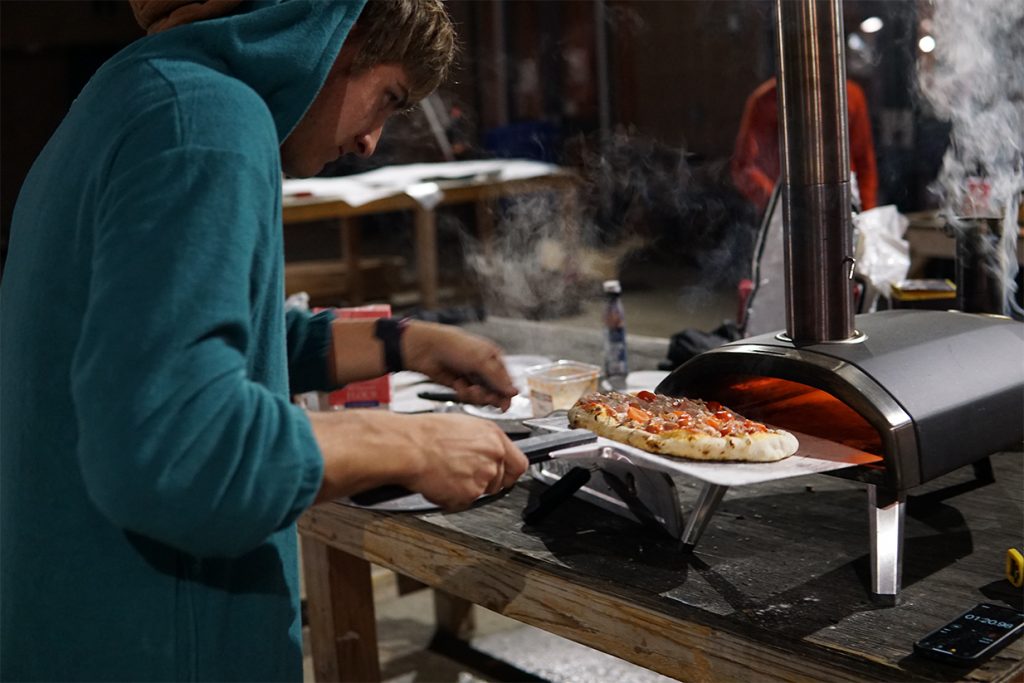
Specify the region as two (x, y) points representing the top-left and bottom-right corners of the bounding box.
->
(417, 370), (509, 403)
(416, 390), (462, 403)
(347, 429), (597, 507)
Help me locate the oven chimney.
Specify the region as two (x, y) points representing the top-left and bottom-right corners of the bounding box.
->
(774, 0), (857, 343)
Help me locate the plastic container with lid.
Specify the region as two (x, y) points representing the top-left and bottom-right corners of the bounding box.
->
(524, 360), (601, 417)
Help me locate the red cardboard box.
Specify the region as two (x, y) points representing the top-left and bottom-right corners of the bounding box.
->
(317, 304), (392, 409)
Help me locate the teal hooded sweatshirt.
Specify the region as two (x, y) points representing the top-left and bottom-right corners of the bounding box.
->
(0, 1), (367, 679)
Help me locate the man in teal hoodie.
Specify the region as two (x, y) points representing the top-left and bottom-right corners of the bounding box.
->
(0, 1), (529, 680)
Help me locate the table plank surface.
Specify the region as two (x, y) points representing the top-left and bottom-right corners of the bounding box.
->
(299, 450), (1023, 682)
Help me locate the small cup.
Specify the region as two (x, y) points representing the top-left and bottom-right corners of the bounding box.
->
(524, 360), (601, 417)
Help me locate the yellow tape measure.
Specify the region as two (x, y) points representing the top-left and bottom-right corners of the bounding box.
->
(1007, 548), (1024, 589)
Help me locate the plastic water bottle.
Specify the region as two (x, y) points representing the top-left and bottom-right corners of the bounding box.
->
(602, 280), (628, 389)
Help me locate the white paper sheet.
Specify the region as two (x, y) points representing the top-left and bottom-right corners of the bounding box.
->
(547, 432), (882, 488)
(390, 382), (451, 414)
(283, 159), (563, 208)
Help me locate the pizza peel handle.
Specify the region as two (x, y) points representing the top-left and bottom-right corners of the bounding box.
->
(347, 429), (597, 507)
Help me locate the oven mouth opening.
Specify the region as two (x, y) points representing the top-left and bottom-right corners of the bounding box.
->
(695, 374), (885, 460)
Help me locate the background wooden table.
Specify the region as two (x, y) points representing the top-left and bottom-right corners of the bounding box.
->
(903, 210), (1024, 278)
(299, 449), (1023, 682)
(282, 172), (579, 309)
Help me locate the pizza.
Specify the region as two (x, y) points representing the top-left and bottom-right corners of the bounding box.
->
(567, 390), (798, 462)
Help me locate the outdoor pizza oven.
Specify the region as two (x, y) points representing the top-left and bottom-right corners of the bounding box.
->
(654, 0), (1024, 492)
(655, 0), (1024, 600)
(656, 309), (1024, 493)
(531, 0), (1021, 602)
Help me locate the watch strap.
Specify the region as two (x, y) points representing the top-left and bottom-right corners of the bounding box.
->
(374, 317), (408, 373)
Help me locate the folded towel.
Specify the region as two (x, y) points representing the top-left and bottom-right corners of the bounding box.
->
(129, 0), (243, 34)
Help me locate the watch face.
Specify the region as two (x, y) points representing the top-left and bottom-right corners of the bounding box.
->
(917, 604), (1024, 660)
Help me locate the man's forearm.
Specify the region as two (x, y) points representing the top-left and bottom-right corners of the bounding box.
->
(308, 409), (422, 503)
(328, 319), (389, 385)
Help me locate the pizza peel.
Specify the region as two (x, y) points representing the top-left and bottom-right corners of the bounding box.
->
(339, 425), (878, 512)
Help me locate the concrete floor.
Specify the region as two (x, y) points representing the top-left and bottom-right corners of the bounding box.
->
(550, 274), (736, 340)
(485, 255), (741, 341)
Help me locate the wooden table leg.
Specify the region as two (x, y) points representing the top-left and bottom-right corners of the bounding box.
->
(474, 199), (496, 260)
(559, 184), (582, 252)
(339, 217), (363, 305)
(301, 536), (381, 682)
(414, 208), (439, 309)
(433, 590), (476, 641)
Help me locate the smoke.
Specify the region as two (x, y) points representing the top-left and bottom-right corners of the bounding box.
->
(461, 131), (756, 321)
(917, 0), (1023, 315)
(462, 192), (600, 320)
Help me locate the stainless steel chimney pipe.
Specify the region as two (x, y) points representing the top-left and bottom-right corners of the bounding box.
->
(774, 0), (857, 343)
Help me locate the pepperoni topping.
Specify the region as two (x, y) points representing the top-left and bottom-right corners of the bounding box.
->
(573, 390), (774, 438)
(626, 405), (652, 423)
(674, 412), (693, 428)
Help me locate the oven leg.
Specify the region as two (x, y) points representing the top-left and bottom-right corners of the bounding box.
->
(680, 483), (728, 551)
(972, 456), (995, 484)
(867, 485), (906, 605)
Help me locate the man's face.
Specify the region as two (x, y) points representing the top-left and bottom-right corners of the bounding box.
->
(281, 48), (410, 178)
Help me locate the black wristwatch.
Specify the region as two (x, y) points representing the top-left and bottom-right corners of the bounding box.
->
(374, 317), (409, 373)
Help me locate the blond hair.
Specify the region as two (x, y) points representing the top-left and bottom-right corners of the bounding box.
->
(349, 0), (456, 104)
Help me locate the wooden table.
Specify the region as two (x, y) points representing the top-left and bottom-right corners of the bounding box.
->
(282, 171), (579, 309)
(904, 211), (1024, 278)
(298, 449), (1024, 682)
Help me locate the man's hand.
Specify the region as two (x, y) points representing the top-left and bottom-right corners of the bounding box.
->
(394, 413), (527, 510)
(310, 410), (529, 510)
(402, 322), (517, 411)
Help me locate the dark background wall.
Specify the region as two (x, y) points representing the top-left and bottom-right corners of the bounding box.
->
(1, 1), (142, 266)
(1, 0), (944, 271)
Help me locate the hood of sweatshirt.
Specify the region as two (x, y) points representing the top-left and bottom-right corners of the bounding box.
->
(117, 0), (367, 142)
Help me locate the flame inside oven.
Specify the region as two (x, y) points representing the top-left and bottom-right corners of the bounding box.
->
(703, 376), (885, 456)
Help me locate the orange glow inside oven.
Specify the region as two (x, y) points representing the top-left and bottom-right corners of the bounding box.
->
(704, 376), (884, 456)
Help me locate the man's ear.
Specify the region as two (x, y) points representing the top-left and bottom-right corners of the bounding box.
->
(333, 37), (365, 76)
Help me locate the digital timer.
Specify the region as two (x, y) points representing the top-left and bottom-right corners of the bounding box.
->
(963, 613), (1015, 629)
(915, 603), (1024, 664)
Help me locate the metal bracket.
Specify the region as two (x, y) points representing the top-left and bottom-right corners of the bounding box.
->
(680, 483), (729, 551)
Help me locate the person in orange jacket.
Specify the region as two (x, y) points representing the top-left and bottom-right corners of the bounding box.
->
(731, 77), (879, 214)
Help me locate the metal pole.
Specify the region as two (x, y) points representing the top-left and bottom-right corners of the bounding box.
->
(774, 0), (856, 343)
(595, 0), (611, 147)
(493, 0), (509, 128)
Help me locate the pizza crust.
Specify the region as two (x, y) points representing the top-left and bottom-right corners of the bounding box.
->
(568, 402), (798, 463)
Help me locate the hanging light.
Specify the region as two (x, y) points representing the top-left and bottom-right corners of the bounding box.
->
(859, 16), (884, 34)
(918, 35), (936, 53)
